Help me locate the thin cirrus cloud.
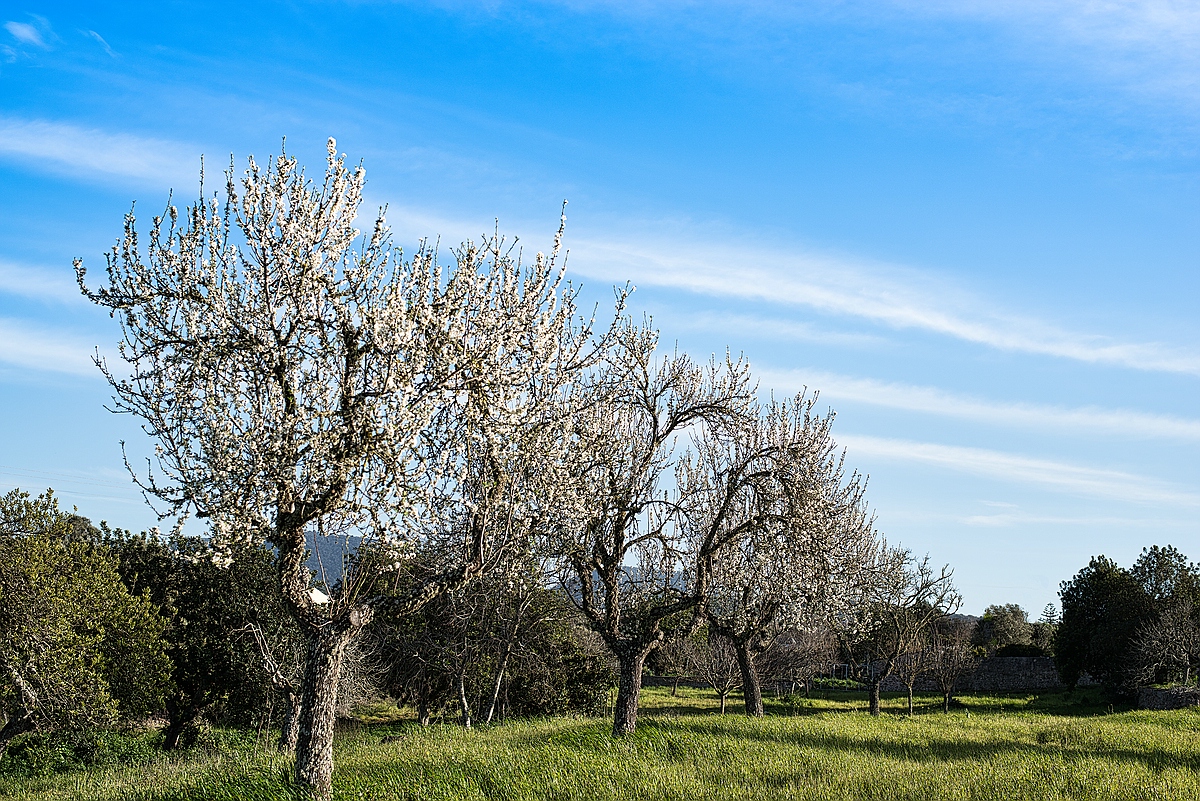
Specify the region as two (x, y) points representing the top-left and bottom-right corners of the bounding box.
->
(960, 511), (1193, 529)
(0, 259), (85, 305)
(84, 30), (118, 58)
(758, 366), (1200, 441)
(0, 117), (199, 187)
(554, 0), (1200, 101)
(379, 206), (1200, 377)
(0, 318), (98, 377)
(838, 433), (1200, 507)
(4, 21), (48, 48)
(656, 310), (885, 349)
(3, 121), (1196, 379)
(567, 233), (1200, 376)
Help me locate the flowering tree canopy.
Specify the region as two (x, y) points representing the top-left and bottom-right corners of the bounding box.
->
(77, 140), (612, 799)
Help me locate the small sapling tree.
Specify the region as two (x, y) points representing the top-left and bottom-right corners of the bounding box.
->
(835, 549), (960, 716)
(927, 617), (978, 713)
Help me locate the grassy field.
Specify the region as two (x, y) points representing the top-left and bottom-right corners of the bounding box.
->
(4, 687), (1198, 801)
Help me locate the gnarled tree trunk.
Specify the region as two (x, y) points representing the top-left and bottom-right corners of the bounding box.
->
(0, 710), (33, 757)
(279, 690), (300, 753)
(735, 640), (764, 718)
(868, 678), (882, 716)
(295, 626), (353, 801)
(162, 696), (202, 750)
(613, 647), (650, 736)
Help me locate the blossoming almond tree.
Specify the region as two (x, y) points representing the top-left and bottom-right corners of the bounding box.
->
(835, 548), (960, 716)
(76, 140), (611, 800)
(689, 392), (880, 717)
(557, 323), (756, 736)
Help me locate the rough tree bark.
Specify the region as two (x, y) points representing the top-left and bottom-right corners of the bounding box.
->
(868, 678), (882, 716)
(613, 647), (652, 736)
(734, 640), (764, 718)
(294, 626), (356, 800)
(279, 690), (301, 752)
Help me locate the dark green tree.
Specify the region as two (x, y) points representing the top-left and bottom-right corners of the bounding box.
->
(0, 489), (170, 755)
(100, 528), (300, 749)
(1056, 556), (1154, 694)
(1130, 545), (1199, 608)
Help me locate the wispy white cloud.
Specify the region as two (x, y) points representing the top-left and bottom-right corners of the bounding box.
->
(0, 318), (97, 377)
(567, 232), (1200, 376)
(84, 29), (117, 58)
(658, 311), (884, 349)
(4, 20), (47, 48)
(0, 259), (85, 305)
(900, 1), (1200, 74)
(0, 117), (199, 187)
(382, 204), (1199, 375)
(541, 0), (1200, 106)
(759, 367), (1200, 441)
(960, 511), (1192, 528)
(838, 433), (1200, 507)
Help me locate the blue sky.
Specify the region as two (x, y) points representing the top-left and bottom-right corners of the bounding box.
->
(0, 0), (1196, 615)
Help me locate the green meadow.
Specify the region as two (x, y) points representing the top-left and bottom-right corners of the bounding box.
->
(5, 688), (1198, 801)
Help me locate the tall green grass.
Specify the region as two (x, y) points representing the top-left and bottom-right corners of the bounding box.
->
(4, 689), (1197, 801)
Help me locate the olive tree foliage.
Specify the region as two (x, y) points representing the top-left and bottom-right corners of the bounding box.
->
(972, 604), (1032, 654)
(0, 490), (170, 755)
(555, 323), (755, 736)
(76, 141), (612, 800)
(690, 392), (878, 717)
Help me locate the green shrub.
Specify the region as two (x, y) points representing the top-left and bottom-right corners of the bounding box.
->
(0, 728), (161, 777)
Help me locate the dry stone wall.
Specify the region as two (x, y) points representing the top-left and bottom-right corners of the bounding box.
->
(1137, 686), (1200, 710)
(880, 657), (1094, 693)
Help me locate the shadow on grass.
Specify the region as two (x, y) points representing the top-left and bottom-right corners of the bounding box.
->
(646, 716), (1200, 774)
(763, 688), (1122, 719)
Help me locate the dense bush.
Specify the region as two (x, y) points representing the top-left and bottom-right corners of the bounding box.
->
(0, 728), (161, 778)
(371, 566), (614, 724)
(0, 490), (171, 755)
(99, 528), (301, 747)
(505, 635), (614, 718)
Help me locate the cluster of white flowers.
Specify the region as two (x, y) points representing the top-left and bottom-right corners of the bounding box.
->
(77, 138), (618, 633)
